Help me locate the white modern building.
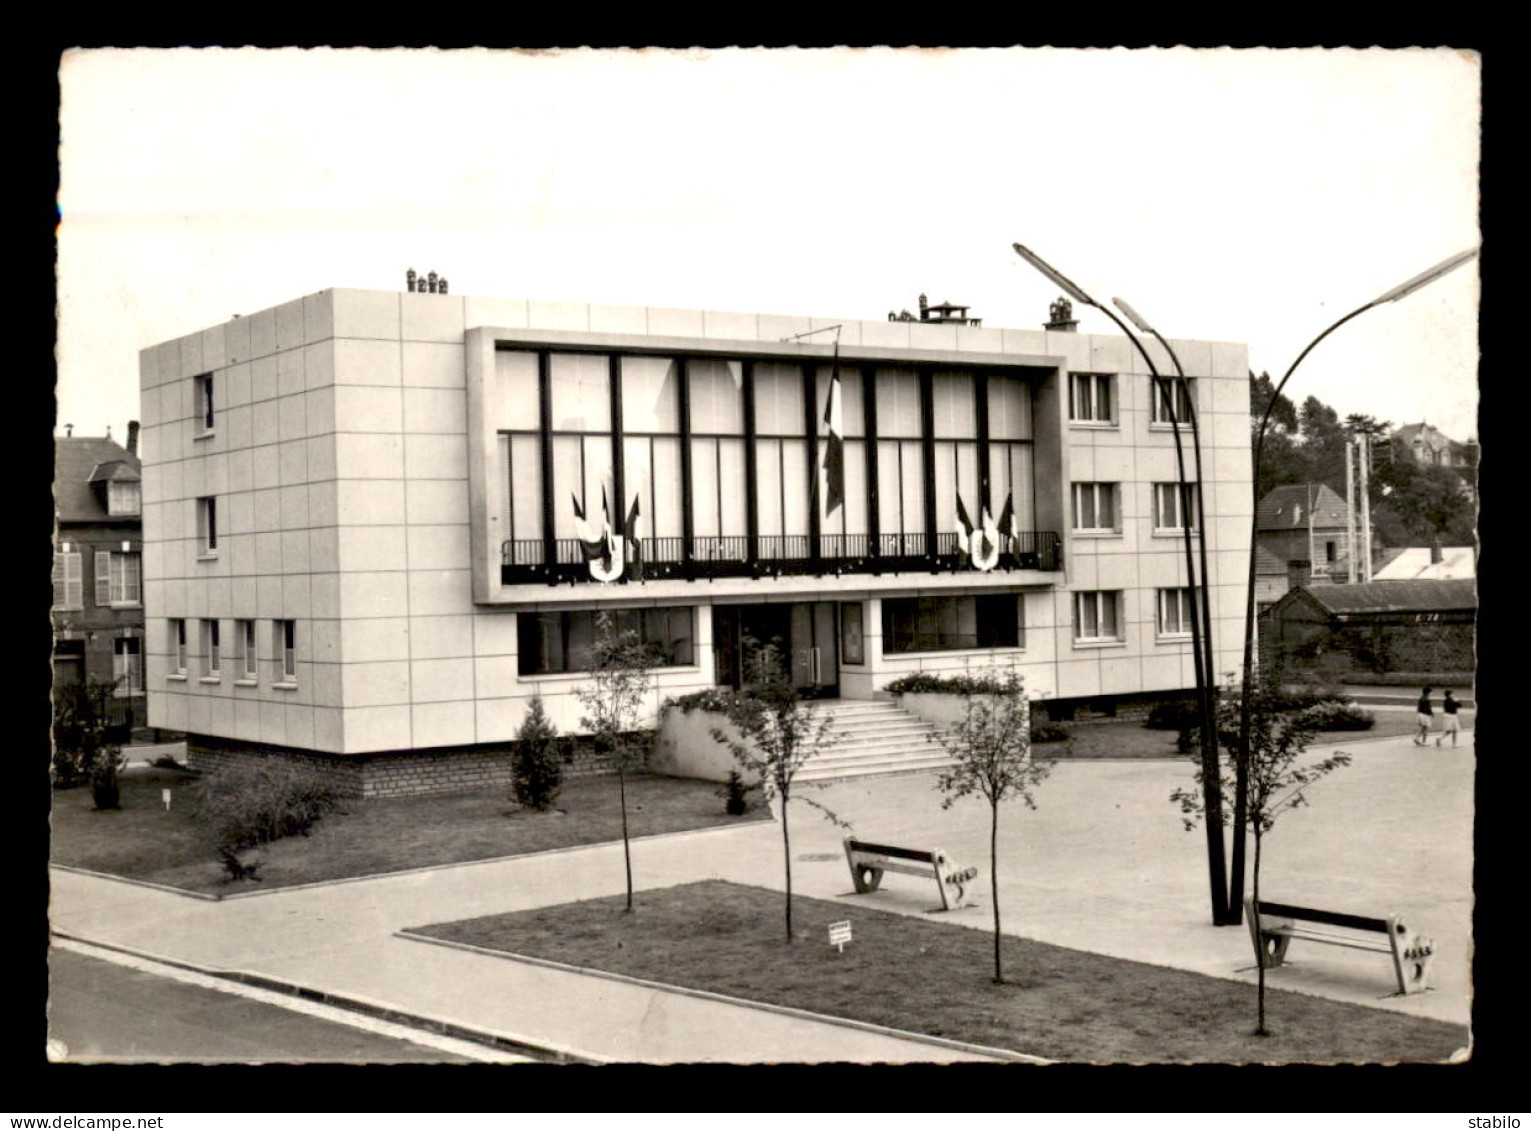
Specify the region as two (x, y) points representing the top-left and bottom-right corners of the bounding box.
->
(139, 282), (1252, 793)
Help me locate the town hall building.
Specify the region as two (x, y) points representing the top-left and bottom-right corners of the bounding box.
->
(138, 281), (1252, 793)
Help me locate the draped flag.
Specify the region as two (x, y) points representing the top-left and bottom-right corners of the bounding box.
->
(997, 490), (1016, 554)
(973, 507), (1001, 572)
(624, 489), (644, 582)
(954, 495), (974, 565)
(823, 346), (845, 518)
(573, 492), (608, 564)
(588, 480), (623, 583)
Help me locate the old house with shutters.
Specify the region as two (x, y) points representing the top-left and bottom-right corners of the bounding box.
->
(52, 424), (146, 730)
(137, 281), (1252, 795)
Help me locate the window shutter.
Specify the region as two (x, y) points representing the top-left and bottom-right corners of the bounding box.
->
(66, 553), (82, 609)
(95, 551), (112, 606)
(52, 553), (65, 609)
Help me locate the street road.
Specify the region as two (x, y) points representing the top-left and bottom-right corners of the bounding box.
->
(48, 946), (515, 1064)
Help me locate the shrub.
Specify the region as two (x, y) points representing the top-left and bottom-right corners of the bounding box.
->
(512, 697), (565, 812)
(660, 688), (737, 718)
(1145, 700), (1199, 731)
(52, 680), (120, 789)
(89, 738), (127, 811)
(198, 759), (343, 883)
(883, 673), (1011, 696)
(1029, 721), (1070, 744)
(1298, 702), (1375, 731)
(717, 770), (758, 816)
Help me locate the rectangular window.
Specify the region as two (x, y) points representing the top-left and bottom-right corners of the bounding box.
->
(112, 637), (144, 696)
(841, 602), (866, 665)
(170, 618), (187, 674)
(95, 551), (141, 606)
(1072, 483), (1120, 533)
(107, 480), (141, 516)
(1151, 378), (1195, 425)
(881, 595), (1022, 654)
(194, 373), (215, 433)
(238, 619), (258, 680)
(274, 620), (297, 682)
(1156, 588), (1194, 637)
(201, 619), (220, 677)
(517, 607), (696, 676)
(1153, 482), (1200, 533)
(52, 550), (83, 610)
(1069, 373), (1114, 424)
(197, 496), (218, 555)
(1073, 591), (1123, 643)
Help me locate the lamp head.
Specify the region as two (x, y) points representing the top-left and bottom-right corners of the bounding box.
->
(1111, 297), (1155, 334)
(1012, 243), (1096, 307)
(1372, 247), (1479, 305)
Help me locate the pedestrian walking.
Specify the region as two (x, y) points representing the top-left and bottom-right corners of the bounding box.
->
(1415, 686), (1434, 746)
(1437, 690), (1461, 747)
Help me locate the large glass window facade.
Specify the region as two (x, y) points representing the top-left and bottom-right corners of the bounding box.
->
(494, 346), (1041, 578)
(517, 607), (696, 675)
(882, 594), (1023, 654)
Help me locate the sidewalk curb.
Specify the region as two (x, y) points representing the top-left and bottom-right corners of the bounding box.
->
(50, 930), (603, 1066)
(395, 928), (1052, 1065)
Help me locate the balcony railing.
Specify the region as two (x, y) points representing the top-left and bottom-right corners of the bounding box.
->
(501, 530), (1061, 586)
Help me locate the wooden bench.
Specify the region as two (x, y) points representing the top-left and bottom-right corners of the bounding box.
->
(1245, 898), (1435, 996)
(844, 836), (976, 911)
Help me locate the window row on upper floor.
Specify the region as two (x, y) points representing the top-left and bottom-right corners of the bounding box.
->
(52, 548), (141, 611)
(1069, 373), (1198, 428)
(166, 617), (298, 686)
(1071, 482), (1202, 536)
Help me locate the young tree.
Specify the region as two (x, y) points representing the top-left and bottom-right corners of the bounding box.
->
(1172, 669), (1352, 1035)
(576, 611), (655, 913)
(708, 638), (842, 942)
(511, 696), (565, 812)
(933, 666), (1052, 984)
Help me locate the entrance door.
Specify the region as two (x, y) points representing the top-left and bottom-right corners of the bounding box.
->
(712, 602), (839, 698)
(788, 602), (839, 699)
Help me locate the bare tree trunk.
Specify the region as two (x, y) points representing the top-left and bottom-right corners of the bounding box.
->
(1253, 828), (1267, 1036)
(618, 756), (633, 913)
(781, 780), (793, 943)
(991, 797), (1002, 984)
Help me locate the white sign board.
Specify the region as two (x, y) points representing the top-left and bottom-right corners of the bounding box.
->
(828, 920), (853, 952)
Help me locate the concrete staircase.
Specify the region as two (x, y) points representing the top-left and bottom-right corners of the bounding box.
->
(796, 699), (955, 783)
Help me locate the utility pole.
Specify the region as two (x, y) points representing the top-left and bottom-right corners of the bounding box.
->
(1345, 437), (1358, 583)
(1359, 434), (1374, 581)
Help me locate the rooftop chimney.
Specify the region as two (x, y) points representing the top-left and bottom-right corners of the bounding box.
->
(65, 423), (73, 437)
(1430, 540), (1443, 565)
(1044, 296), (1080, 333)
(127, 420), (140, 456)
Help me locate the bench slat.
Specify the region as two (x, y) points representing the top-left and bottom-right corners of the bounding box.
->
(1255, 901), (1390, 934)
(848, 841), (935, 864)
(1270, 928), (1391, 954)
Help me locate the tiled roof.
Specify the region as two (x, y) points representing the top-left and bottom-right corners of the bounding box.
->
(1298, 578), (1476, 615)
(1256, 484), (1349, 531)
(54, 436), (140, 524)
(1254, 546), (1288, 575)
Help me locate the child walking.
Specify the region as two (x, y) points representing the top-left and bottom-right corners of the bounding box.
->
(1414, 687), (1434, 746)
(1437, 690), (1461, 747)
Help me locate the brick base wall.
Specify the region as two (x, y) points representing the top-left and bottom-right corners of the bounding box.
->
(1042, 692), (1181, 725)
(186, 733), (651, 799)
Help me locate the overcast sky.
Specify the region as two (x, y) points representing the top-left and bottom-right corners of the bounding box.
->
(57, 46), (1481, 442)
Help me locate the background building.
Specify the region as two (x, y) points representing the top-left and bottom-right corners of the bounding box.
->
(53, 424), (146, 735)
(139, 285), (1251, 794)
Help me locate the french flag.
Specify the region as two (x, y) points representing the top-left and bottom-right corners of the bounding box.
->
(823, 355), (845, 519)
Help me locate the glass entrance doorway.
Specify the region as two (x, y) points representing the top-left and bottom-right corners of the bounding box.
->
(713, 602), (839, 698)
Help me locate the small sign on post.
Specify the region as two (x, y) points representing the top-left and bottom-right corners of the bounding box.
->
(162, 788), (172, 811)
(828, 920), (853, 953)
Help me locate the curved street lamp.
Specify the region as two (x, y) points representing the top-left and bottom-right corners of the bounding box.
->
(1013, 243), (1231, 925)
(1230, 245), (1478, 922)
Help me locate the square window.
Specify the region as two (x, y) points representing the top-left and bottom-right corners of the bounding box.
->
(1156, 588), (1194, 637)
(1151, 378), (1195, 425)
(1153, 483), (1200, 533)
(1072, 591), (1123, 643)
(1072, 483), (1119, 532)
(1069, 373), (1114, 424)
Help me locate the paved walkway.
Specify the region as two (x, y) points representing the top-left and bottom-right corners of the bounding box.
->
(49, 729), (1472, 1062)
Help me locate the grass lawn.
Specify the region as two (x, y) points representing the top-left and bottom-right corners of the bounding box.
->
(51, 767), (761, 897)
(1042, 715), (1410, 760)
(409, 880), (1467, 1064)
